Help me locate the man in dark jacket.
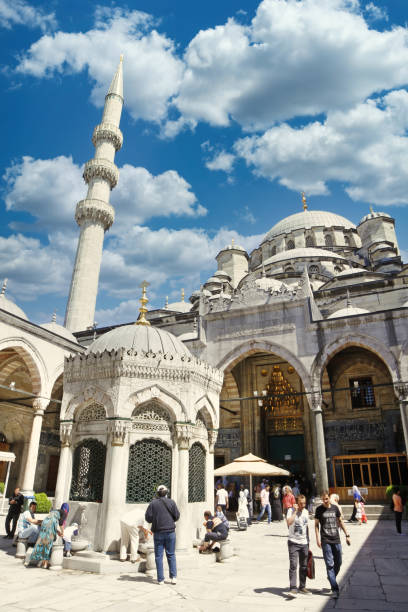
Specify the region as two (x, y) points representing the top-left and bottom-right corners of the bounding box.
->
(4, 486), (24, 539)
(145, 485), (180, 585)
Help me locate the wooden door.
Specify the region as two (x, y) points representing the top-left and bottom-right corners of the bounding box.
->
(46, 455), (60, 494)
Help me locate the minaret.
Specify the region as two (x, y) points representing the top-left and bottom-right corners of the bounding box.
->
(65, 57), (124, 332)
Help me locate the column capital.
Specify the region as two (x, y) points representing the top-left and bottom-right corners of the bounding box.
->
(395, 382), (408, 401)
(60, 421), (74, 447)
(107, 418), (130, 446)
(208, 429), (219, 453)
(33, 397), (47, 416)
(310, 390), (322, 412)
(175, 422), (192, 450)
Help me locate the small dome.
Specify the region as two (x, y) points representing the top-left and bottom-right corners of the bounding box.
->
(263, 210), (356, 242)
(213, 270), (232, 280)
(165, 301), (192, 313)
(255, 276), (288, 292)
(262, 247), (346, 267)
(0, 293), (28, 320)
(205, 276), (223, 285)
(358, 211), (392, 224)
(327, 306), (370, 319)
(41, 321), (78, 343)
(87, 324), (192, 357)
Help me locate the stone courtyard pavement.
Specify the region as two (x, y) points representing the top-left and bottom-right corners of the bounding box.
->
(1, 517), (408, 612)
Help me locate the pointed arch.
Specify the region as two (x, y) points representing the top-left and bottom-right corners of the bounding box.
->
(122, 384), (186, 421)
(0, 337), (46, 395)
(64, 385), (115, 420)
(193, 394), (217, 430)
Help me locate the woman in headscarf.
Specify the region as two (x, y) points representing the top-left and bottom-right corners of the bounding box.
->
(29, 510), (62, 568)
(272, 484), (283, 522)
(348, 485), (364, 523)
(59, 503), (69, 528)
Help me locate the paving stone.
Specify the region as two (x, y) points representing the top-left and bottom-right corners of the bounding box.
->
(383, 585), (408, 603)
(333, 599), (395, 611)
(348, 570), (381, 586)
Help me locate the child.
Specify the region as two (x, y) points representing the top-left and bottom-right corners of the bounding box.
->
(361, 501), (367, 524)
(62, 522), (79, 557)
(355, 500), (362, 525)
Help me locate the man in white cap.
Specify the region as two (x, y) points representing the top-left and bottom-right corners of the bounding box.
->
(145, 485), (180, 585)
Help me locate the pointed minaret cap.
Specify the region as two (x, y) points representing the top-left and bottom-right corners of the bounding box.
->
(107, 55), (124, 100)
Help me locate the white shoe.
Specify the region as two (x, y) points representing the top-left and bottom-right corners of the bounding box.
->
(157, 580), (164, 585)
(171, 577), (177, 585)
(66, 551), (71, 558)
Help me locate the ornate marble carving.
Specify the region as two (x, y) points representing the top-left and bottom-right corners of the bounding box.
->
(108, 419), (130, 446)
(175, 422), (192, 450)
(132, 402), (172, 433)
(75, 199), (114, 230)
(395, 382), (408, 400)
(208, 428), (219, 452)
(215, 428), (239, 449)
(92, 123), (123, 151)
(324, 420), (386, 442)
(78, 403), (106, 423)
(60, 421), (73, 447)
(310, 391), (322, 412)
(83, 158), (119, 189)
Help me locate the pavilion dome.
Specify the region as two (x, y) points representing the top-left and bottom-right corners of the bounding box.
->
(359, 211), (391, 224)
(327, 305), (370, 319)
(0, 288), (28, 321)
(87, 323), (192, 358)
(263, 210), (356, 242)
(41, 319), (78, 343)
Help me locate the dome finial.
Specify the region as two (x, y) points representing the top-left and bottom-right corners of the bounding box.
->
(302, 192), (308, 211)
(346, 289), (351, 308)
(136, 280), (151, 326)
(369, 205), (374, 214)
(181, 288), (185, 302)
(0, 278), (7, 296)
(231, 237), (235, 247)
(52, 310), (57, 323)
(165, 295), (168, 308)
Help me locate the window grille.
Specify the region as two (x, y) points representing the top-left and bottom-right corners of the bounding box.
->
(70, 439), (106, 502)
(325, 234), (333, 247)
(188, 442), (206, 502)
(309, 265), (319, 274)
(126, 439), (172, 503)
(78, 403), (106, 423)
(271, 246), (277, 256)
(349, 377), (376, 408)
(287, 240), (295, 250)
(306, 235), (315, 247)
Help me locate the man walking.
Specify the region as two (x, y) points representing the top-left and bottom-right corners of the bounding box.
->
(145, 485), (180, 585)
(286, 494), (310, 597)
(215, 483), (229, 514)
(315, 490), (351, 599)
(4, 486), (24, 539)
(256, 484), (272, 524)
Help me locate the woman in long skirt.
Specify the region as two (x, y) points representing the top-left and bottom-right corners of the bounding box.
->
(272, 485), (283, 521)
(29, 509), (63, 569)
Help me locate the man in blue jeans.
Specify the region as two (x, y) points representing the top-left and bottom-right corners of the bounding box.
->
(315, 490), (351, 599)
(145, 485), (180, 585)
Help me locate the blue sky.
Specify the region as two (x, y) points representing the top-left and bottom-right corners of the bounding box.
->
(1, 0), (408, 326)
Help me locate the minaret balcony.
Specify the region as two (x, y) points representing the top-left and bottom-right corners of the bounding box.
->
(92, 123), (123, 152)
(75, 199), (115, 230)
(83, 158), (119, 189)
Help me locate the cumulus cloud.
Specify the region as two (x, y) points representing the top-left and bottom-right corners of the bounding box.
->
(171, 0), (408, 132)
(0, 0), (56, 32)
(16, 7), (184, 123)
(234, 90), (408, 205)
(364, 2), (388, 22)
(3, 156), (205, 231)
(205, 151), (235, 173)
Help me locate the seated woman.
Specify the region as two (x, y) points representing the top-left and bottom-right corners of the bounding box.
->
(29, 503), (68, 569)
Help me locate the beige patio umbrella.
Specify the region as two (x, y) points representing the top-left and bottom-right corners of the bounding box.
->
(214, 453), (290, 499)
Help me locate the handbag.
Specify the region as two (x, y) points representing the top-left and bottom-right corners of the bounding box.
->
(307, 549), (315, 579)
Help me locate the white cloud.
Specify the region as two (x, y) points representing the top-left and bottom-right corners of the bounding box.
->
(234, 90), (408, 205)
(205, 151), (235, 173)
(0, 0), (56, 32)
(16, 7), (184, 123)
(3, 156), (205, 231)
(171, 0), (408, 132)
(364, 2), (388, 22)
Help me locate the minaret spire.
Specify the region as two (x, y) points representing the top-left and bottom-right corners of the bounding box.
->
(65, 57), (124, 332)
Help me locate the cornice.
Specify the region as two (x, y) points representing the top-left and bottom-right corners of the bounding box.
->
(75, 199), (115, 230)
(92, 122), (123, 152)
(83, 158), (119, 189)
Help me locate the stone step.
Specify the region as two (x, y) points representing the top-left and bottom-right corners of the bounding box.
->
(341, 504), (394, 520)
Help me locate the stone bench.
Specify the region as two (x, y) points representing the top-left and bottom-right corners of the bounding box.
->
(215, 538), (234, 563)
(138, 541), (155, 575)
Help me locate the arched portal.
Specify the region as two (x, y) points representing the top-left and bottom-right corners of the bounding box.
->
(217, 348), (314, 484)
(320, 345), (406, 502)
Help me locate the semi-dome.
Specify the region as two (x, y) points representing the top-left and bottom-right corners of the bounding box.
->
(87, 324), (192, 357)
(0, 281), (28, 320)
(165, 301), (192, 313)
(263, 210), (356, 242)
(41, 318), (78, 343)
(262, 247), (346, 267)
(358, 211), (392, 224)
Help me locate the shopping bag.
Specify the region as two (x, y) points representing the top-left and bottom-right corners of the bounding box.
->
(307, 549), (315, 579)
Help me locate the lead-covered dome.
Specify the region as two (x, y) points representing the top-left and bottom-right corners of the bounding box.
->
(41, 320), (78, 343)
(0, 287), (28, 320)
(86, 324), (192, 357)
(263, 210), (356, 242)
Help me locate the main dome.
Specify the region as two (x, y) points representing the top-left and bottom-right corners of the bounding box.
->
(86, 324), (192, 357)
(263, 210), (356, 242)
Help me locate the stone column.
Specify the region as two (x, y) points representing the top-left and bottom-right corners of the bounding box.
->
(175, 423), (192, 552)
(21, 398), (47, 495)
(396, 383), (408, 453)
(54, 421), (74, 508)
(311, 392), (328, 493)
(102, 419), (130, 552)
(207, 429), (218, 510)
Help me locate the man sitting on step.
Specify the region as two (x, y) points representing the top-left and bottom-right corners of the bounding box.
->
(198, 511), (228, 553)
(17, 501), (41, 545)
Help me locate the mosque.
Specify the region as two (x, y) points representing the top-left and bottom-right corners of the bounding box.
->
(1, 59), (408, 550)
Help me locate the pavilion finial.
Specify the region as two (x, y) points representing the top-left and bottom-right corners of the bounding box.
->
(302, 192), (308, 211)
(165, 295), (168, 308)
(0, 278), (7, 296)
(120, 53), (124, 62)
(369, 205), (374, 214)
(136, 280), (151, 326)
(181, 288), (185, 302)
(52, 311), (57, 323)
(231, 238), (235, 247)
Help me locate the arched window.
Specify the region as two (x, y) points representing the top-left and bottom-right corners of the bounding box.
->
(306, 235), (315, 247)
(309, 265), (319, 274)
(70, 439), (106, 502)
(287, 240), (295, 250)
(344, 235), (350, 245)
(284, 265), (295, 273)
(334, 266), (342, 273)
(324, 234), (333, 247)
(188, 443), (206, 502)
(127, 439), (172, 503)
(270, 245), (277, 256)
